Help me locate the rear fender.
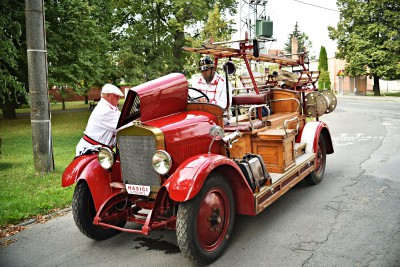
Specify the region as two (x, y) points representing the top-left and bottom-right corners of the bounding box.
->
(300, 121), (334, 154)
(164, 154), (255, 216)
(62, 155), (122, 210)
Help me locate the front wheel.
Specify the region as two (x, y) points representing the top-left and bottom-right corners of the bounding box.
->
(176, 172), (235, 265)
(305, 133), (327, 185)
(72, 181), (124, 240)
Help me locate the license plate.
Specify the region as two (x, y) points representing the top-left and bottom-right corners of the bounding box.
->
(125, 184), (151, 196)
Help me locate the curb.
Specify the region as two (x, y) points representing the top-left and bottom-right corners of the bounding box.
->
(17, 207), (72, 227)
(335, 94), (400, 102)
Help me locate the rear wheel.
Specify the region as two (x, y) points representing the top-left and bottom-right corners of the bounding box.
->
(72, 181), (124, 240)
(305, 133), (327, 185)
(176, 173), (235, 265)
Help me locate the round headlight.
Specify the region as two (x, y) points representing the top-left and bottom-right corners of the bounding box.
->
(152, 150), (172, 175)
(98, 147), (115, 169)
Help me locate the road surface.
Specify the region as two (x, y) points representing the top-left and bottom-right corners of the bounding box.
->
(1, 95), (399, 267)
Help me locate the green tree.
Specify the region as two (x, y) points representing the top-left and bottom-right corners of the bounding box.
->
(1, 0), (236, 117)
(201, 3), (235, 42)
(116, 0), (236, 84)
(329, 0), (400, 96)
(284, 22), (313, 56)
(0, 0), (28, 119)
(318, 46), (328, 71)
(46, 0), (118, 106)
(318, 46), (331, 90)
(184, 3), (236, 76)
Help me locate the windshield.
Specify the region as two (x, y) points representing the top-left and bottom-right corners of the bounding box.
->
(117, 90), (141, 128)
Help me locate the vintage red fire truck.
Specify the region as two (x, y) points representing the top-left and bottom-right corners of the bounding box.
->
(62, 36), (336, 265)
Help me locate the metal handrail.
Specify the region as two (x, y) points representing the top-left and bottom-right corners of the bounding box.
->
(283, 117), (299, 137)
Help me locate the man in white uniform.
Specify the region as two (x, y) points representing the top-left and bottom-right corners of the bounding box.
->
(195, 55), (232, 112)
(75, 84), (124, 156)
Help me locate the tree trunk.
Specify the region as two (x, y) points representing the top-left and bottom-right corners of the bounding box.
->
(61, 86), (66, 110)
(1, 98), (17, 119)
(373, 76), (380, 96)
(172, 30), (185, 73)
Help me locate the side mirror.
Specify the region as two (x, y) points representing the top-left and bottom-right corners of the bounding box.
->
(209, 125), (224, 140)
(208, 125), (224, 154)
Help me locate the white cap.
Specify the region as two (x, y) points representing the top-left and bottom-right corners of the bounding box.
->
(101, 83), (124, 97)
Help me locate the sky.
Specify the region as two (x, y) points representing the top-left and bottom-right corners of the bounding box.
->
(232, 0), (340, 58)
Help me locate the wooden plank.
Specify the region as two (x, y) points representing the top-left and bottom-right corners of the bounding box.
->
(228, 134), (252, 159)
(183, 45), (300, 66)
(270, 89), (301, 113)
(265, 112), (299, 128)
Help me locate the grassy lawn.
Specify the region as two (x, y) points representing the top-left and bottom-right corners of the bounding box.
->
(366, 91), (400, 97)
(0, 103), (92, 227)
(382, 92), (400, 97)
(14, 101), (90, 114)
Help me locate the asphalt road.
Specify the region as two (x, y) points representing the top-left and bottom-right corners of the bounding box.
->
(1, 95), (399, 267)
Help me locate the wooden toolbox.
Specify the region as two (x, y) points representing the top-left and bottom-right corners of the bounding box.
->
(251, 129), (296, 173)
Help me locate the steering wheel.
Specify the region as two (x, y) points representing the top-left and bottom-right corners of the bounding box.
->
(188, 87), (210, 103)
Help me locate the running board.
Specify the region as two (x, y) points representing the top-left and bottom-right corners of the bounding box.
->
(255, 153), (315, 214)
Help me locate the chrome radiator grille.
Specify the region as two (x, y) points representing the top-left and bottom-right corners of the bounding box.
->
(118, 135), (159, 186)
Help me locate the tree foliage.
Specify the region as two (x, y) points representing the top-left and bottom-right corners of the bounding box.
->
(46, 0), (118, 103)
(201, 4), (235, 42)
(114, 0), (236, 84)
(185, 3), (236, 76)
(318, 46), (331, 90)
(328, 0), (400, 95)
(318, 46), (328, 71)
(1, 0), (236, 117)
(0, 0), (28, 119)
(284, 22), (313, 56)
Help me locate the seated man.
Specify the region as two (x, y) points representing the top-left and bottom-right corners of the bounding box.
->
(194, 56), (232, 116)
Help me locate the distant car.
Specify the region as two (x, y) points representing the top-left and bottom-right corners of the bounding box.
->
(62, 36), (336, 265)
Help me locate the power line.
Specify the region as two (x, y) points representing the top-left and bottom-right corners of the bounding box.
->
(293, 0), (339, 12)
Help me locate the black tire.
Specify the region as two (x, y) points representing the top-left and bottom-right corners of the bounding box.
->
(176, 172), (235, 265)
(72, 181), (123, 240)
(305, 133), (327, 185)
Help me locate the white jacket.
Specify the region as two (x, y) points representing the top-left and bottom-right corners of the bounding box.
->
(76, 98), (120, 156)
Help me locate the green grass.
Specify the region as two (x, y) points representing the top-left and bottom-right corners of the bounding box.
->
(382, 92), (400, 97)
(0, 106), (92, 227)
(366, 91), (400, 97)
(14, 101), (91, 114)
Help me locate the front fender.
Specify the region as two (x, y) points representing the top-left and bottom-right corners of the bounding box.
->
(300, 121), (334, 154)
(62, 155), (98, 187)
(164, 154), (244, 200)
(62, 155), (122, 210)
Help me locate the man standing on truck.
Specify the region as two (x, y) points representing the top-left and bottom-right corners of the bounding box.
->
(75, 83), (124, 156)
(195, 55), (232, 113)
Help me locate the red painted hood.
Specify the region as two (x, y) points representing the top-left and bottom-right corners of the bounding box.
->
(118, 73), (188, 128)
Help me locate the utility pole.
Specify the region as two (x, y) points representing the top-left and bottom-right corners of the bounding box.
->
(25, 0), (54, 174)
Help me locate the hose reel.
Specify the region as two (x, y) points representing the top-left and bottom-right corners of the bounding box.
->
(305, 90), (337, 117)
